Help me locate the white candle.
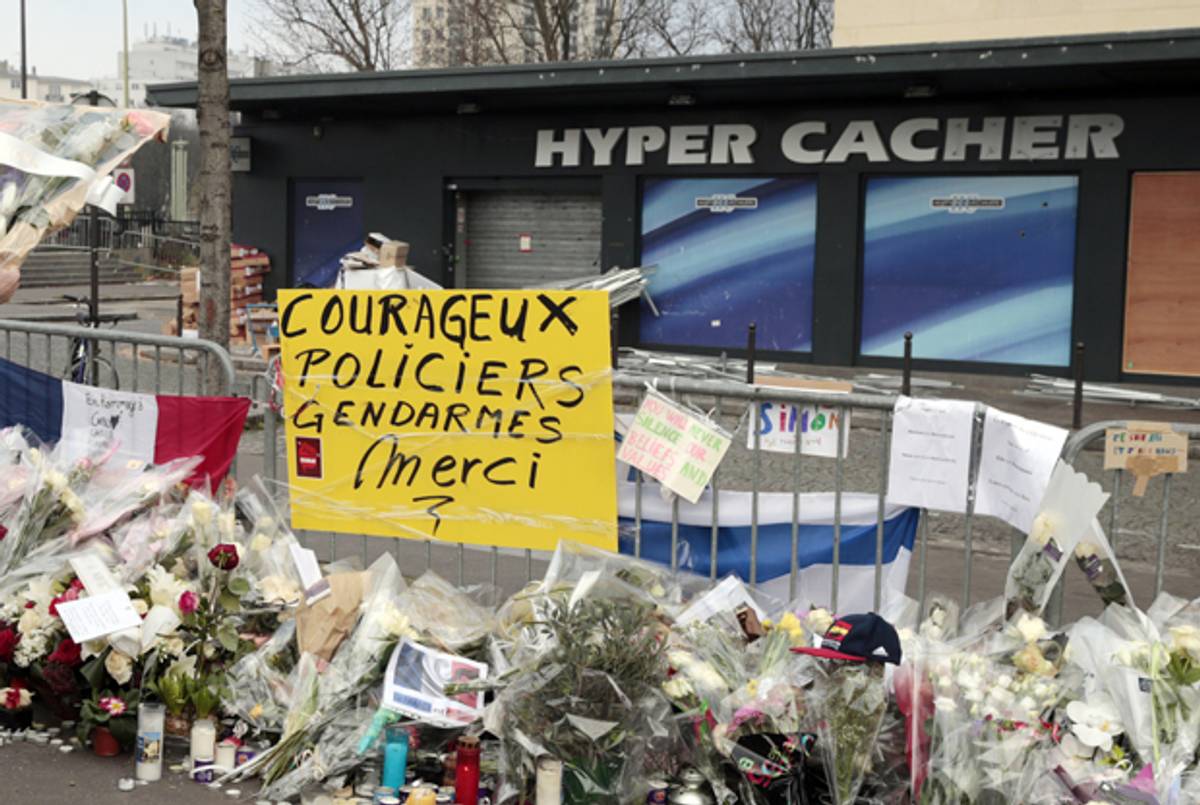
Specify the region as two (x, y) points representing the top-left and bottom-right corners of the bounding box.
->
(535, 757), (562, 805)
(135, 703), (165, 782)
(215, 740), (237, 773)
(189, 718), (216, 762)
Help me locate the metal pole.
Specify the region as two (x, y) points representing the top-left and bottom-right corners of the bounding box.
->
(177, 294), (184, 337)
(1072, 341), (1085, 430)
(745, 322), (757, 384)
(88, 207), (100, 384)
(19, 0), (27, 100)
(610, 308), (619, 370)
(902, 332), (913, 396)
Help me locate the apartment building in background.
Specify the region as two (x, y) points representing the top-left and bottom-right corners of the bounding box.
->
(94, 35), (269, 107)
(412, 0), (620, 67)
(833, 0), (1200, 46)
(0, 61), (92, 103)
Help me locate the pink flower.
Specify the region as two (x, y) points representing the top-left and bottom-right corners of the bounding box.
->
(178, 590), (199, 616)
(0, 524), (7, 542)
(99, 696), (126, 716)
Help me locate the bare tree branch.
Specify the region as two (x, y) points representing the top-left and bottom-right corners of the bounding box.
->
(252, 0), (412, 72)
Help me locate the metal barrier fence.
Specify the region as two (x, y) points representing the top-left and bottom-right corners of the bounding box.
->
(1060, 420), (1200, 600)
(260, 370), (1012, 619)
(0, 319), (234, 396)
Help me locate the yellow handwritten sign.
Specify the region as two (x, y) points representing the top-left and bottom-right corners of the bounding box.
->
(277, 289), (617, 551)
(1104, 422), (1188, 497)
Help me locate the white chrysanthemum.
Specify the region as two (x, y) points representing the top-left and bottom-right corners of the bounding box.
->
(43, 469), (68, 493)
(1010, 612), (1048, 644)
(663, 676), (694, 699)
(146, 564), (189, 614)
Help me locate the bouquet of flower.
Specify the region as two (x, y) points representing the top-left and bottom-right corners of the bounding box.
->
(812, 661), (889, 805)
(0, 446), (102, 576)
(0, 99), (170, 300)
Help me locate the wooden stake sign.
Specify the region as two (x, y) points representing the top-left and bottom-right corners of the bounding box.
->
(1104, 422), (1189, 497)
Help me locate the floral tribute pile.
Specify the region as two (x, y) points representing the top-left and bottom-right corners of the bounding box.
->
(1, 423), (1199, 804)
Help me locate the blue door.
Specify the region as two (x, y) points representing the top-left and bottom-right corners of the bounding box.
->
(291, 179), (364, 287)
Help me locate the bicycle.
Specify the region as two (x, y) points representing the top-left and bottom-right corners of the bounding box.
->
(61, 294), (137, 389)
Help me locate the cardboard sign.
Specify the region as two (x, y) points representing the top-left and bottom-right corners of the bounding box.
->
(278, 290), (617, 551)
(749, 378), (852, 457)
(616, 392), (731, 503)
(1104, 422), (1189, 497)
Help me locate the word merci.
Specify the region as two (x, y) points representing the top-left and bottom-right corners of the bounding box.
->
(535, 114), (1124, 167)
(618, 393), (731, 503)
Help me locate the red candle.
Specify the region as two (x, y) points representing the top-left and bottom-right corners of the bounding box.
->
(454, 736), (481, 805)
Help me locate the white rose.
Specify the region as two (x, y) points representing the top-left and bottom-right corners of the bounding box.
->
(806, 608), (834, 635)
(1012, 612), (1048, 644)
(250, 532), (272, 553)
(190, 499), (214, 528)
(378, 603), (414, 638)
(1029, 513), (1055, 547)
(259, 575), (301, 606)
(105, 649), (134, 685)
(1169, 625), (1200, 661)
(257, 516), (275, 532)
(933, 696), (957, 712)
(1074, 541), (1098, 560)
(17, 607), (43, 635)
(218, 511), (237, 540)
(131, 598), (149, 616)
(663, 677), (694, 699)
(44, 469), (68, 493)
(157, 635), (185, 657)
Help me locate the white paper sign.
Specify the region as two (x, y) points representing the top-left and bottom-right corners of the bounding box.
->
(382, 639), (488, 728)
(750, 401), (851, 457)
(975, 407), (1069, 532)
(288, 543), (331, 605)
(616, 392), (732, 504)
(69, 552), (120, 594)
(56, 589), (143, 644)
(677, 575), (767, 626)
(60, 382), (158, 465)
(886, 396), (976, 512)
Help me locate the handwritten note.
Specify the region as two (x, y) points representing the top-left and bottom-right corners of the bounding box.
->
(59, 382), (158, 465)
(886, 396), (976, 512)
(617, 392), (732, 503)
(1105, 423), (1189, 496)
(56, 590), (143, 644)
(975, 408), (1069, 532)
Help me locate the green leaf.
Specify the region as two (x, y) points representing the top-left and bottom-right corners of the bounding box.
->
(227, 577), (251, 597)
(219, 591), (242, 612)
(217, 623), (240, 653)
(80, 652), (109, 691)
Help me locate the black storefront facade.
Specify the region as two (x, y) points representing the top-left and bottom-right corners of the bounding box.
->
(151, 29), (1200, 382)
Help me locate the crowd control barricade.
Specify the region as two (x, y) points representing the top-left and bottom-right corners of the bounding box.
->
(1044, 419), (1200, 624)
(0, 318), (235, 396)
(264, 369), (1009, 620)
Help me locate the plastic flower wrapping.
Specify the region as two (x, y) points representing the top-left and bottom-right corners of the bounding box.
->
(4, 423), (1200, 803)
(0, 99), (170, 300)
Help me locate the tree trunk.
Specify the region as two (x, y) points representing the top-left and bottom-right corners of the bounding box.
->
(196, 0), (231, 394)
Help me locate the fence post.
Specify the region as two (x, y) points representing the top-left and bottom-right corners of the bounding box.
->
(902, 331), (913, 396)
(177, 294), (184, 338)
(745, 322), (757, 384)
(1072, 341), (1086, 430)
(610, 308), (619, 370)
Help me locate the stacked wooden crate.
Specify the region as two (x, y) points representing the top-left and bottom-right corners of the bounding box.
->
(170, 245), (271, 344)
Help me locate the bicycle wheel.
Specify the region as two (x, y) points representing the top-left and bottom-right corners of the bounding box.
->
(66, 354), (121, 390)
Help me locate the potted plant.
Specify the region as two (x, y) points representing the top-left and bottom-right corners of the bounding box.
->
(149, 666), (194, 739)
(0, 682), (33, 730)
(78, 691), (139, 757)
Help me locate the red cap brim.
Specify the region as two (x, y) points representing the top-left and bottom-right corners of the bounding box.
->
(791, 646), (867, 662)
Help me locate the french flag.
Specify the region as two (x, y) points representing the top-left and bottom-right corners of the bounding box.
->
(0, 356), (250, 488)
(618, 482), (919, 614)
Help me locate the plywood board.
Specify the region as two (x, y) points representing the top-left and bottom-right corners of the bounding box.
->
(1123, 173), (1200, 377)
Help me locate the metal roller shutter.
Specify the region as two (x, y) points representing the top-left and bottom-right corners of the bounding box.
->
(464, 191), (602, 288)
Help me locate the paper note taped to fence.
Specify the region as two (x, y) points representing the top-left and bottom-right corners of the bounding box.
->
(1104, 422), (1188, 496)
(975, 407), (1069, 533)
(617, 392), (731, 503)
(277, 289), (617, 551)
(886, 396), (976, 513)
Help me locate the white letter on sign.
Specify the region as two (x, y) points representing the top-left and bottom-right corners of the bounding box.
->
(625, 126), (667, 165)
(711, 124), (757, 164)
(780, 121), (827, 164)
(1064, 114), (1123, 159)
(535, 129), (581, 167)
(1010, 115), (1062, 160)
(583, 127), (625, 167)
(943, 117), (1005, 161)
(668, 125), (710, 165)
(826, 120), (890, 163)
(890, 118), (939, 162)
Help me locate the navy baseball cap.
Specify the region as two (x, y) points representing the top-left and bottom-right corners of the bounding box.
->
(791, 613), (902, 665)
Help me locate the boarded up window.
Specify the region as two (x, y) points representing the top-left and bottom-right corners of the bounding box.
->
(1123, 173), (1200, 377)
